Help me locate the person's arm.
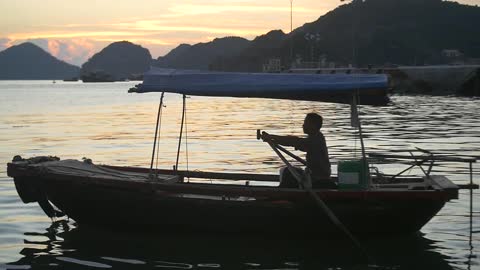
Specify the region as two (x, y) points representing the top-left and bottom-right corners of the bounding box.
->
(262, 132), (307, 151)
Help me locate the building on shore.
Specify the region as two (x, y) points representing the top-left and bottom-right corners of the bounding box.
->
(262, 58), (283, 73)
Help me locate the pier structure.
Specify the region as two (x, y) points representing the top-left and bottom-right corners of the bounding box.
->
(290, 65), (480, 96)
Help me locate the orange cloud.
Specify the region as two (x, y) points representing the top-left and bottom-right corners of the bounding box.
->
(2, 38), (102, 65)
(167, 3), (315, 16)
(0, 38), (14, 50)
(8, 31), (148, 40)
(47, 40), (60, 57)
(0, 0), (339, 64)
(58, 39), (97, 64)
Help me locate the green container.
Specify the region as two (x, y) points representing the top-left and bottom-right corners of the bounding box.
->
(337, 159), (369, 190)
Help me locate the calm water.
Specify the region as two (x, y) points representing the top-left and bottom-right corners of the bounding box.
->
(0, 81), (478, 270)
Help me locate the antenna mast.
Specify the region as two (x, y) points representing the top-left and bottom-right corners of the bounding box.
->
(290, 0), (293, 32)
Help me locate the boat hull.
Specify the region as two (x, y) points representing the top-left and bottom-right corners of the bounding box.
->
(7, 161), (455, 235)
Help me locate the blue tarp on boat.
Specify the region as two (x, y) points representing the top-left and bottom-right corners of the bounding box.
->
(135, 68), (390, 105)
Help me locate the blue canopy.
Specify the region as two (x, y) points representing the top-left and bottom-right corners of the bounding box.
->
(134, 68), (390, 105)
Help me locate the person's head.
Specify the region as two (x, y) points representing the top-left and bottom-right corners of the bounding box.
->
(303, 113), (323, 135)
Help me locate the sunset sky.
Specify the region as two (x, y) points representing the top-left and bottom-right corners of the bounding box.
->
(1, 0), (478, 66)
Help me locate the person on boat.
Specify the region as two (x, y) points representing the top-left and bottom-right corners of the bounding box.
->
(261, 113), (334, 189)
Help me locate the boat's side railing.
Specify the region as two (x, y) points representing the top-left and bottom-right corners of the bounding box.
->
(368, 152), (477, 163)
(370, 149), (478, 257)
(369, 149), (478, 245)
(103, 165), (280, 182)
(367, 151), (478, 190)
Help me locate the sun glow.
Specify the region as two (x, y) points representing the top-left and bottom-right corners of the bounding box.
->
(4, 0), (476, 65)
(0, 0), (338, 65)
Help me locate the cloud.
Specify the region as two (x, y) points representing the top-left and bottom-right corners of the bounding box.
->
(0, 38), (13, 51)
(166, 3), (316, 16)
(0, 1), (339, 63)
(45, 39), (98, 66)
(0, 38), (101, 66)
(8, 31), (148, 40)
(4, 0), (328, 49)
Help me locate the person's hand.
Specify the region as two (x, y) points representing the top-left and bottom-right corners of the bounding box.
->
(261, 131), (271, 142)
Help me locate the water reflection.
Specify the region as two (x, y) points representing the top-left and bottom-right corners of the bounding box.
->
(3, 220), (461, 270)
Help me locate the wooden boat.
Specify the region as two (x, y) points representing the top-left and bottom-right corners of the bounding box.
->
(7, 68), (478, 235)
(81, 71), (115, 83)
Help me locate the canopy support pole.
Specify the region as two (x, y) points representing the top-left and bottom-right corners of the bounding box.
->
(175, 95), (186, 171)
(469, 161), (473, 247)
(352, 91), (370, 183)
(149, 92), (165, 179)
(184, 99), (190, 179)
(353, 92), (367, 161)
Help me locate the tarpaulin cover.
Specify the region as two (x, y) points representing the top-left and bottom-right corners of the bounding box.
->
(135, 68), (389, 104)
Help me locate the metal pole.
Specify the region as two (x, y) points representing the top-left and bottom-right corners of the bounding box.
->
(351, 16), (356, 67)
(175, 95), (186, 171)
(469, 161), (473, 241)
(289, 0), (294, 66)
(353, 92), (369, 184)
(354, 92), (368, 161)
(149, 92), (164, 178)
(290, 0), (293, 33)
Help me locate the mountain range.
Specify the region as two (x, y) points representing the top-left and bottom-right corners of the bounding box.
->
(209, 0), (480, 71)
(287, 0), (480, 67)
(209, 30), (287, 72)
(153, 36), (250, 70)
(152, 0), (480, 72)
(1, 0), (479, 78)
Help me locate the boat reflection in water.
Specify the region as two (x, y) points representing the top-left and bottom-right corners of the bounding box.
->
(7, 220), (460, 270)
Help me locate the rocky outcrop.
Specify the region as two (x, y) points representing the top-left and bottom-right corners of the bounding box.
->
(210, 30), (287, 72)
(81, 41), (152, 80)
(0, 42), (80, 79)
(154, 37), (250, 70)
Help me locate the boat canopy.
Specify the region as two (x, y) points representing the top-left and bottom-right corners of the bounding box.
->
(134, 68), (390, 105)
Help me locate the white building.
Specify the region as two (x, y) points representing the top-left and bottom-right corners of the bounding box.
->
(262, 58), (282, 73)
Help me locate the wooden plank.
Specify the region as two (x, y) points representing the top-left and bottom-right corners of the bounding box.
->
(428, 176), (459, 200)
(428, 176), (458, 190)
(457, 184), (479, 190)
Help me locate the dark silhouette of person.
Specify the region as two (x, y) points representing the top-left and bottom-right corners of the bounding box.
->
(261, 113), (334, 188)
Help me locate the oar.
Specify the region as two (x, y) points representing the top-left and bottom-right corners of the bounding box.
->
(258, 130), (372, 263)
(257, 130), (307, 166)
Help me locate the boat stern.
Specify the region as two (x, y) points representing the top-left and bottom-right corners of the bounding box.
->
(427, 175), (460, 200)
